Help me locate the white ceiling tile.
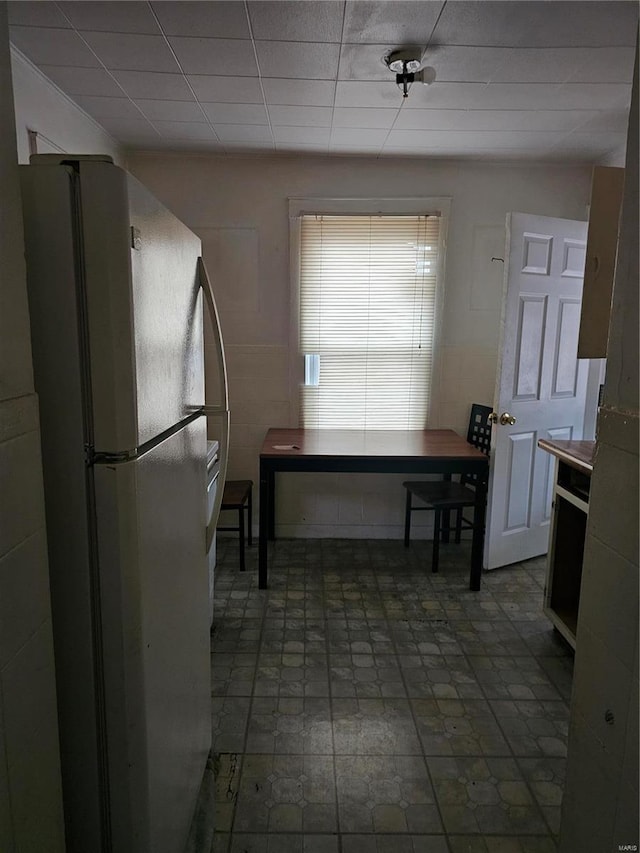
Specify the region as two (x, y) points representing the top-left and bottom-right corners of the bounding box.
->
(188, 75), (263, 103)
(424, 45), (511, 83)
(262, 78), (335, 106)
(248, 1), (343, 42)
(490, 48), (593, 84)
(135, 99), (205, 122)
(268, 105), (332, 127)
(214, 124), (274, 144)
(273, 126), (331, 144)
(329, 144), (382, 154)
(151, 1), (250, 38)
(338, 43), (416, 82)
(202, 103), (269, 125)
(576, 110), (631, 133)
(394, 108), (603, 133)
(97, 116), (160, 140)
(385, 128), (564, 150)
(551, 131), (628, 152)
(9, 26), (101, 67)
(152, 120), (216, 140)
(81, 31), (180, 72)
(7, 2), (70, 28)
(146, 137), (225, 152)
(568, 46), (636, 84)
(403, 81), (632, 111)
(38, 65), (124, 97)
(343, 1), (445, 44)
(432, 1), (638, 48)
(335, 80), (404, 108)
(168, 37), (258, 76)
(73, 95), (141, 119)
(110, 70), (195, 100)
(58, 2), (159, 34)
(330, 127), (389, 146)
(276, 142), (330, 153)
(255, 41), (340, 80)
(332, 107), (397, 129)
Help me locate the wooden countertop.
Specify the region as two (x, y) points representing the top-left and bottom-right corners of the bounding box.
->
(260, 428), (488, 460)
(537, 438), (596, 474)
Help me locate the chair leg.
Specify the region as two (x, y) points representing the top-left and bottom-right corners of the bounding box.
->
(432, 510), (440, 573)
(247, 487), (253, 547)
(238, 505), (245, 572)
(455, 508), (463, 544)
(404, 490), (412, 547)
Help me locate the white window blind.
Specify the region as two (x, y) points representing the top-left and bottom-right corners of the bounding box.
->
(299, 213), (441, 429)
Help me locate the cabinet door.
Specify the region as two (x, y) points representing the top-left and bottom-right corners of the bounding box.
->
(577, 166), (625, 359)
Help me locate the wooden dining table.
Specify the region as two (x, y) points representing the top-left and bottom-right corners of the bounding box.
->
(258, 428), (490, 591)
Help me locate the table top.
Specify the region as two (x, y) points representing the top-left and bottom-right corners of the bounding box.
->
(537, 438), (595, 474)
(260, 428), (488, 461)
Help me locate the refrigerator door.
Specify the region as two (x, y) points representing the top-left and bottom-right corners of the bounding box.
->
(93, 416), (210, 853)
(77, 159), (205, 452)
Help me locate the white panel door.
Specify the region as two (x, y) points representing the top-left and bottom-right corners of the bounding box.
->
(93, 416), (209, 853)
(485, 212), (588, 569)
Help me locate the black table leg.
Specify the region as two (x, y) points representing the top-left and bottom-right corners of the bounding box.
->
(267, 468), (276, 540)
(470, 468), (488, 591)
(442, 472), (452, 543)
(259, 459), (269, 589)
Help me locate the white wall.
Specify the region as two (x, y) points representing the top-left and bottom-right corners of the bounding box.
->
(129, 151), (593, 538)
(11, 46), (123, 165)
(0, 6), (65, 851)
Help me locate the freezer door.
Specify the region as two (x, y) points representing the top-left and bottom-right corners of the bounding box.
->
(93, 416), (209, 853)
(78, 160), (204, 451)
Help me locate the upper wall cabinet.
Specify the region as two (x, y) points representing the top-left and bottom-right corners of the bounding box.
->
(577, 166), (625, 359)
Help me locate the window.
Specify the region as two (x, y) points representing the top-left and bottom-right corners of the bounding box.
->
(294, 208), (445, 429)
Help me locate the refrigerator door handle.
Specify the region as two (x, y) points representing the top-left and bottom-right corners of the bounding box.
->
(198, 257), (229, 551)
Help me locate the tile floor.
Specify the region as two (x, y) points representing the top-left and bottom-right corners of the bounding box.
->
(207, 538), (573, 853)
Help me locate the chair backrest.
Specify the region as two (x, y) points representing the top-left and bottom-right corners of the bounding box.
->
(462, 403), (493, 485)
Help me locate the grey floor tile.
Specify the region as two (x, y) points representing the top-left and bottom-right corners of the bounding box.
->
(209, 540), (563, 853)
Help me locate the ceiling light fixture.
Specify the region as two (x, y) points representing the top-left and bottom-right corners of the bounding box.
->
(384, 49), (436, 99)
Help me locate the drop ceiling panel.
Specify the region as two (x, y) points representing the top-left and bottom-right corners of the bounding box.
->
(135, 99), (206, 122)
(331, 127), (389, 146)
(188, 75), (263, 104)
(335, 80), (404, 108)
(214, 124), (274, 144)
(332, 107), (398, 129)
(394, 108), (601, 133)
(273, 126), (331, 144)
(255, 40), (340, 79)
(80, 31), (180, 72)
(151, 1), (251, 38)
(268, 105), (333, 127)
(201, 103), (269, 125)
(420, 45), (511, 83)
(58, 2), (160, 34)
(9, 26), (101, 66)
(247, 1), (344, 42)
(73, 95), (142, 120)
(110, 69), (195, 100)
(153, 120), (217, 140)
(431, 1), (638, 48)
(262, 78), (335, 106)
(167, 36), (258, 76)
(342, 1), (445, 44)
(39, 65), (124, 97)
(7, 0), (636, 161)
(7, 2), (70, 28)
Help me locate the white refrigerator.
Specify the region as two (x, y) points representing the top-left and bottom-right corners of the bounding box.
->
(20, 156), (228, 853)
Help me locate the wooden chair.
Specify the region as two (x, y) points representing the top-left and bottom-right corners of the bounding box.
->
(403, 404), (492, 573)
(219, 480), (253, 572)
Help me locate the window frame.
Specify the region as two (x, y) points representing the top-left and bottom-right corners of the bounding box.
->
(288, 196), (451, 429)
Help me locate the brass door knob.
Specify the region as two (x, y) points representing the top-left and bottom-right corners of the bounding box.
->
(487, 412), (498, 424)
(499, 412), (517, 425)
